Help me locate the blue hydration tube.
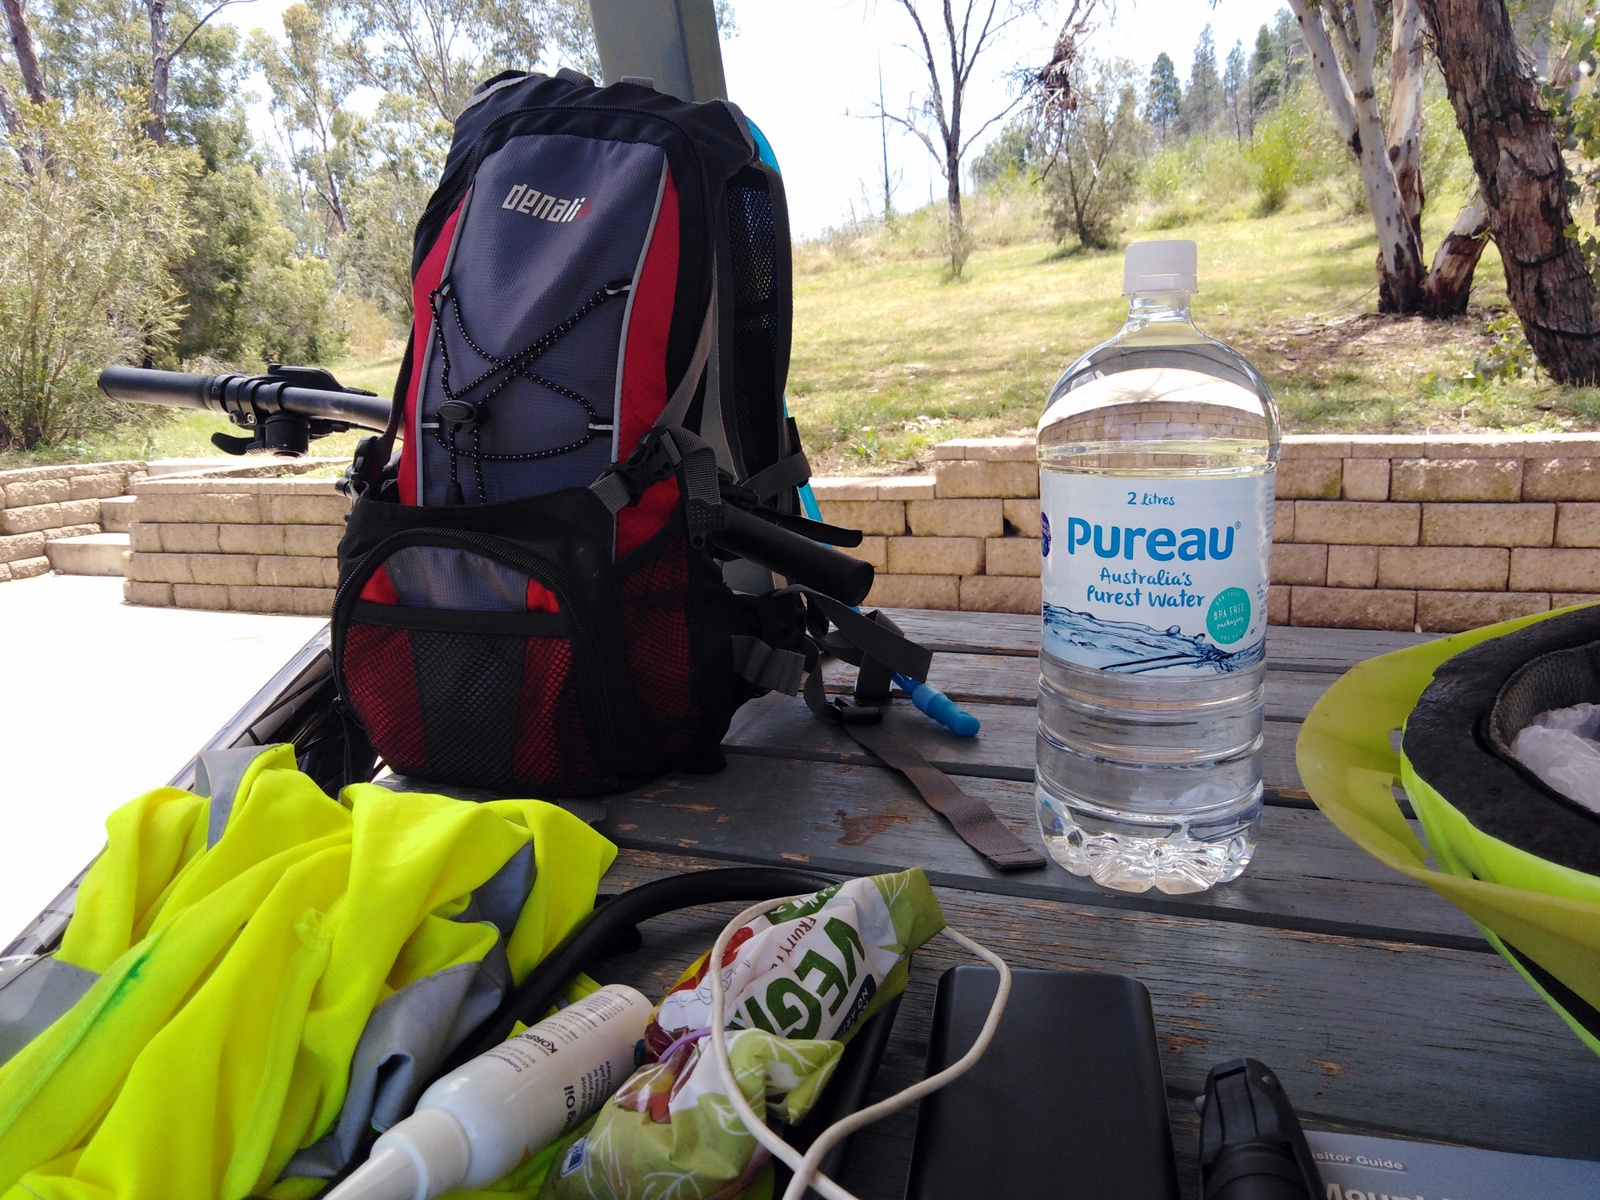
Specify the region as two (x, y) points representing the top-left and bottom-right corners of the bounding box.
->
(748, 120), (979, 740)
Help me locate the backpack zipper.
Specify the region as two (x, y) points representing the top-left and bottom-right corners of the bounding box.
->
(332, 526), (626, 762)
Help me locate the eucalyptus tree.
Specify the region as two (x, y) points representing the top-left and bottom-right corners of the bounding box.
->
(1288, 0), (1487, 315)
(1222, 38), (1247, 137)
(1418, 0), (1600, 382)
(1038, 56), (1145, 248)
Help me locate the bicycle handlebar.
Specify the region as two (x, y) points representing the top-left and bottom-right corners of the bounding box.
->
(97, 366), (874, 602)
(98, 366), (393, 433)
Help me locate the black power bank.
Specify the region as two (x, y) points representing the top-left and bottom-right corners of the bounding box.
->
(904, 967), (1180, 1200)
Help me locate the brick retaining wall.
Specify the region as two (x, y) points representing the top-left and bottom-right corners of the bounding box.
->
(113, 434), (1600, 631)
(123, 475), (347, 614)
(0, 462), (143, 582)
(815, 433), (1600, 632)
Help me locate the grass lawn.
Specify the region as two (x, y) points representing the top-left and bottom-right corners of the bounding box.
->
(790, 194), (1600, 475)
(8, 191), (1598, 477)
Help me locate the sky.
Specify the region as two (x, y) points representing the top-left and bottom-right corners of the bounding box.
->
(221, 0), (1288, 237)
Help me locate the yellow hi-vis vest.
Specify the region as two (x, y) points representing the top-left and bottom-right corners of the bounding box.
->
(0, 744), (617, 1200)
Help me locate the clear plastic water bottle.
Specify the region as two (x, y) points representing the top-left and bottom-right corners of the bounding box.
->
(1035, 240), (1279, 895)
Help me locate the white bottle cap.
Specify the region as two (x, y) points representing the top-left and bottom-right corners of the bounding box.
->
(1123, 240), (1198, 295)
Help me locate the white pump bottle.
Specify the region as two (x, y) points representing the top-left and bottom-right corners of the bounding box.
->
(325, 983), (653, 1200)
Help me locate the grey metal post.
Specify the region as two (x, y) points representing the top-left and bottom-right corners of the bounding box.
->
(587, 0), (728, 101)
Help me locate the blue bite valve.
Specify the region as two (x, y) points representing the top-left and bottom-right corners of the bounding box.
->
(892, 672), (981, 738)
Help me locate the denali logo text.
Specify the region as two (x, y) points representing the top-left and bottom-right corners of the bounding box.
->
(501, 184), (590, 221)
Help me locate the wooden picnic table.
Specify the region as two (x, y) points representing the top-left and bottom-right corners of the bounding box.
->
(6, 609), (1597, 1198)
(578, 609), (1600, 1199)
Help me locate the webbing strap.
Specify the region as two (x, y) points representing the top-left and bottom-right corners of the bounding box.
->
(588, 425), (722, 544)
(743, 450), (812, 503)
(677, 429), (724, 543)
(360, 328), (415, 489)
(797, 601), (1043, 871)
(797, 591), (931, 683)
(731, 635), (807, 695)
(589, 470), (632, 515)
(839, 722), (1047, 871)
(657, 288), (717, 430)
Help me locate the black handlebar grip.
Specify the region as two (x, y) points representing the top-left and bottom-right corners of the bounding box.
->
(97, 366), (219, 413)
(717, 505), (875, 607)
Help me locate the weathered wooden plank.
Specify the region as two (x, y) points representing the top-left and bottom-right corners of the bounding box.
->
(593, 852), (1600, 1186)
(881, 608), (1040, 655)
(880, 608), (1432, 671)
(1266, 625), (1436, 670)
(822, 655), (1338, 721)
(601, 754), (1479, 947)
(726, 693), (1313, 796)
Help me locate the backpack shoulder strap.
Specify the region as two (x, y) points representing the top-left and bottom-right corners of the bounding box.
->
(801, 603), (1046, 872)
(835, 722), (1046, 870)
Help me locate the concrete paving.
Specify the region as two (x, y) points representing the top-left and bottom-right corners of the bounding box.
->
(0, 574), (326, 946)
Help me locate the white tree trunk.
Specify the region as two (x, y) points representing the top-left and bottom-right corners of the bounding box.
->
(1290, 0), (1426, 312)
(1386, 0), (1426, 239)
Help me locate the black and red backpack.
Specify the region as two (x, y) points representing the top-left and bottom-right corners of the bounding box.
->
(331, 69), (892, 796)
(329, 69), (1043, 871)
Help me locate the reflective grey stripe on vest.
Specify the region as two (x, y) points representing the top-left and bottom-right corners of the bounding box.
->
(284, 950), (513, 1176)
(451, 840), (534, 939)
(194, 743), (282, 848)
(285, 839), (537, 1176)
(0, 954), (97, 1067)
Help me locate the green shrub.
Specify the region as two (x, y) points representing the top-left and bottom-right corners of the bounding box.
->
(1136, 136), (1253, 226)
(0, 103), (196, 451)
(1245, 101), (1310, 213)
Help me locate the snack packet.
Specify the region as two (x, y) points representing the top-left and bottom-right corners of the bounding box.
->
(540, 869), (945, 1200)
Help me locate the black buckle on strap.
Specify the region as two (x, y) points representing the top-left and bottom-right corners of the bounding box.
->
(613, 426), (684, 504)
(827, 696), (885, 725)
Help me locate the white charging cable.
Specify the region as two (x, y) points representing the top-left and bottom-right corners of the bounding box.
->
(705, 894), (1011, 1200)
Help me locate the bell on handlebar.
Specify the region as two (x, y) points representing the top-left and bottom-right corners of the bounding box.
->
(264, 412), (312, 456)
(208, 412), (313, 456)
